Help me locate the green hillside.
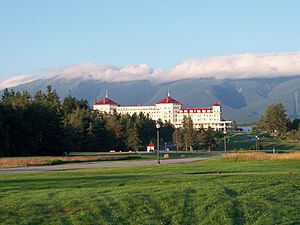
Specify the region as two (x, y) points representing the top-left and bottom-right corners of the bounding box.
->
(1, 76), (300, 123)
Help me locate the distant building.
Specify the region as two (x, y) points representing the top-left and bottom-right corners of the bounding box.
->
(93, 92), (232, 130)
(146, 143), (155, 152)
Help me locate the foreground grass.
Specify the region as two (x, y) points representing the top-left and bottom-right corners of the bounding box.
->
(0, 159), (299, 225)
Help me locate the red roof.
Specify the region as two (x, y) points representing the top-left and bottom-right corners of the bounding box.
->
(213, 102), (221, 106)
(156, 96), (181, 104)
(94, 97), (119, 106)
(147, 143), (155, 147)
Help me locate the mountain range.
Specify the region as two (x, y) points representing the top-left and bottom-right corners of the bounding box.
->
(1, 75), (300, 123)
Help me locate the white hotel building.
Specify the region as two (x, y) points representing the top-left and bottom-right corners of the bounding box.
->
(93, 93), (232, 130)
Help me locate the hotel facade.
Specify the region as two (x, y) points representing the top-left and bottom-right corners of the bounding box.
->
(93, 93), (232, 130)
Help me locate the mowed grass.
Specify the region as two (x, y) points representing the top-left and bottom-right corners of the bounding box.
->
(0, 152), (219, 168)
(0, 159), (299, 225)
(261, 137), (300, 151)
(220, 133), (300, 151)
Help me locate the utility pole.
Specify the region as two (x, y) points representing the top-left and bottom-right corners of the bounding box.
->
(224, 130), (227, 155)
(156, 123), (161, 164)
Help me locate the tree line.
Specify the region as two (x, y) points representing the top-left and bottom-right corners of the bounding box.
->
(0, 86), (226, 156)
(0, 86), (175, 156)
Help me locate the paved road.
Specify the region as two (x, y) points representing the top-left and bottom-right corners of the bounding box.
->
(0, 156), (218, 174)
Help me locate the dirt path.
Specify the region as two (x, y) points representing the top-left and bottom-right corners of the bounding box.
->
(0, 156), (218, 174)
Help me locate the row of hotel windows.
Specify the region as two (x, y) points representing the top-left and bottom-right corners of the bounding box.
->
(117, 111), (218, 120)
(104, 107), (217, 114)
(118, 107), (157, 111)
(178, 114), (219, 118)
(117, 109), (218, 115)
(177, 118), (220, 122)
(179, 110), (213, 113)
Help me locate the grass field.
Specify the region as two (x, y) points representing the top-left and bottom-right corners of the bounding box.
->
(0, 158), (299, 225)
(0, 155), (141, 168)
(225, 152), (300, 160)
(220, 133), (300, 151)
(0, 152), (220, 168)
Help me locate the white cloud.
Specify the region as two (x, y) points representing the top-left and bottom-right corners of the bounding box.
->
(1, 51), (300, 89)
(0, 75), (37, 90)
(46, 63), (154, 82)
(167, 52), (300, 81)
(120, 64), (153, 75)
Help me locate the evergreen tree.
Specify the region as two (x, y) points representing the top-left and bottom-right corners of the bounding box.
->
(45, 85), (61, 111)
(204, 127), (216, 151)
(287, 118), (300, 131)
(126, 124), (140, 152)
(0, 105), (9, 155)
(172, 128), (183, 151)
(160, 121), (175, 144)
(61, 96), (78, 117)
(66, 107), (90, 151)
(61, 96), (89, 118)
(181, 116), (196, 151)
(198, 129), (206, 150)
(136, 113), (156, 147)
(1, 89), (15, 106)
(105, 113), (126, 151)
(0, 87), (65, 156)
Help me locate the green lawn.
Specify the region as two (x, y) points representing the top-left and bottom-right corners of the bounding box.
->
(69, 151), (221, 161)
(219, 133), (300, 151)
(0, 159), (299, 225)
(260, 137), (300, 151)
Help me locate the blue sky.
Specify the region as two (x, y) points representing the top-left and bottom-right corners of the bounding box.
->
(1, 0), (300, 79)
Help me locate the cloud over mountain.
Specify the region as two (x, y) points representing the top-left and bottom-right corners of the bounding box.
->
(1, 52), (300, 89)
(47, 63), (155, 82)
(168, 52), (300, 80)
(0, 75), (37, 90)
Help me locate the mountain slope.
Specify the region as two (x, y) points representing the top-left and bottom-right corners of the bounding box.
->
(1, 76), (300, 123)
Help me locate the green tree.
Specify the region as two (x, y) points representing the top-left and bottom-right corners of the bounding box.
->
(257, 103), (288, 136)
(45, 85), (61, 111)
(126, 124), (140, 152)
(160, 121), (175, 144)
(172, 128), (183, 151)
(66, 107), (90, 151)
(1, 89), (15, 106)
(287, 118), (300, 131)
(0, 105), (9, 155)
(181, 116), (196, 151)
(0, 87), (65, 156)
(61, 96), (89, 118)
(203, 128), (217, 151)
(67, 107), (90, 133)
(105, 113), (126, 151)
(136, 113), (156, 147)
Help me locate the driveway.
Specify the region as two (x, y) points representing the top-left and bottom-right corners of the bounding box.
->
(0, 156), (219, 174)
